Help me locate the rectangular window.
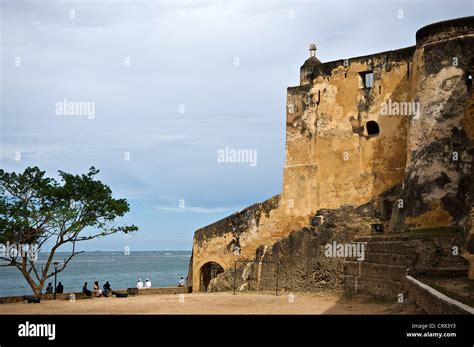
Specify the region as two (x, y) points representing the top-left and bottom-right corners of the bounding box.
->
(360, 71), (374, 88)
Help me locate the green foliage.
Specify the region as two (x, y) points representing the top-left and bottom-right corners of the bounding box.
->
(0, 166), (138, 294)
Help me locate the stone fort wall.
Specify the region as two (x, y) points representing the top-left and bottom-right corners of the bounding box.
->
(189, 16), (474, 292)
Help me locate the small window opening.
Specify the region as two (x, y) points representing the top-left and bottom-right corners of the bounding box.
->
(366, 120), (380, 136)
(360, 71), (374, 88)
(371, 223), (384, 233)
(407, 62), (410, 80)
(344, 72), (347, 78)
(378, 85), (381, 95)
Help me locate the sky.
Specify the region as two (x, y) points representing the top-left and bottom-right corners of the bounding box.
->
(1, 0), (472, 251)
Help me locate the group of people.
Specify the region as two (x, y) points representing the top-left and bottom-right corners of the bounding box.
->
(136, 277), (186, 289)
(136, 278), (152, 289)
(83, 281), (112, 297)
(44, 276), (187, 295)
(44, 281), (112, 297)
(44, 282), (63, 294)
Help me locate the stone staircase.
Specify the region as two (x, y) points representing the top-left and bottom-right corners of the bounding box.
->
(343, 233), (469, 301)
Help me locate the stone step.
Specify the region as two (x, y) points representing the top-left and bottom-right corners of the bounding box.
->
(410, 267), (468, 278)
(363, 241), (414, 255)
(344, 275), (406, 301)
(345, 261), (408, 282)
(343, 230), (468, 301)
(355, 235), (419, 242)
(355, 229), (463, 243)
(355, 236), (400, 242)
(346, 252), (416, 266)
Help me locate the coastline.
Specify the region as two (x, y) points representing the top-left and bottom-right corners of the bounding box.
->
(0, 251), (191, 297)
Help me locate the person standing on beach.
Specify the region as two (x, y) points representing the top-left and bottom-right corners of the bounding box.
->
(145, 279), (151, 288)
(136, 279), (144, 289)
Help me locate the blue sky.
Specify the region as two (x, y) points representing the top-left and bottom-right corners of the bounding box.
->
(1, 0), (472, 251)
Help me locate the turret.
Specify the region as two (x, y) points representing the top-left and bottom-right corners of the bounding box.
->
(300, 43), (321, 85)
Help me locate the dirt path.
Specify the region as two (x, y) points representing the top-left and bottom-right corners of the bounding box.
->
(0, 291), (422, 314)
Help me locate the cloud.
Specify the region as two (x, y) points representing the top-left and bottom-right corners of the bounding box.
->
(1, 0), (471, 249)
(157, 206), (228, 214)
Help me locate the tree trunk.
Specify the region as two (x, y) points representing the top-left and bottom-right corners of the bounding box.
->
(20, 266), (41, 295)
(18, 249), (54, 296)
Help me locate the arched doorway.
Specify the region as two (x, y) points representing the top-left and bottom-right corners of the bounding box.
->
(199, 261), (224, 292)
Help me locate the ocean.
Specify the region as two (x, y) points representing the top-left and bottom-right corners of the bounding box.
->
(0, 251), (191, 297)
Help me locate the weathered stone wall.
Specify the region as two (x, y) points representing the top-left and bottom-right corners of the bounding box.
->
(114, 287), (191, 296)
(405, 275), (474, 314)
(191, 46), (414, 291)
(283, 47), (413, 215)
(189, 16), (474, 293)
(208, 206), (377, 292)
(191, 195), (308, 291)
(390, 18), (474, 233)
(344, 229), (469, 300)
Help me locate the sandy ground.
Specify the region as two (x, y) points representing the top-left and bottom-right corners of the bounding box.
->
(0, 291), (422, 314)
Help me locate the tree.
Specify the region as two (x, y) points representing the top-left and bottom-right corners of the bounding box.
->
(0, 166), (138, 295)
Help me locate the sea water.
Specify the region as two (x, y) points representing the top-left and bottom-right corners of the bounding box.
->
(0, 251), (191, 297)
